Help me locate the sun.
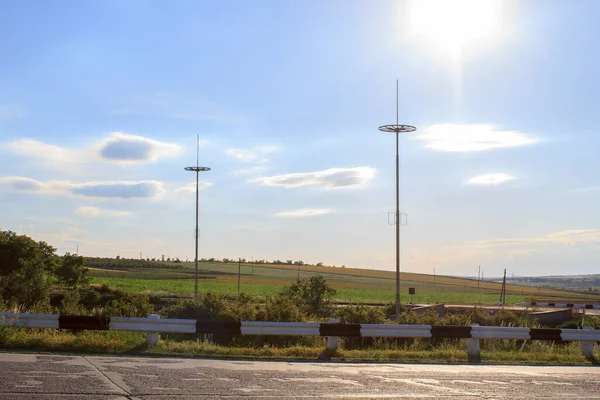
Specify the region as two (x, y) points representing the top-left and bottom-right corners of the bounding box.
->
(407, 0), (506, 57)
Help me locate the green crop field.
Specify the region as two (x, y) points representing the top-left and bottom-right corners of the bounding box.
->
(85, 258), (600, 305)
(88, 277), (531, 304)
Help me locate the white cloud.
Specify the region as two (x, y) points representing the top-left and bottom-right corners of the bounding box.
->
(7, 139), (81, 165)
(4, 134), (182, 171)
(415, 124), (538, 152)
(70, 181), (164, 199)
(275, 209), (332, 217)
(0, 176), (45, 192)
(467, 173), (515, 185)
(252, 167), (377, 189)
(176, 182), (214, 194)
(75, 206), (132, 218)
(96, 132), (181, 164)
(225, 146), (278, 162)
(0, 176), (164, 199)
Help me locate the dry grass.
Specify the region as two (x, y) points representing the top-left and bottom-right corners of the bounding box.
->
(1, 328), (597, 365)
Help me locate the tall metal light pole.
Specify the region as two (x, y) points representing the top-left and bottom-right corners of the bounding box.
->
(185, 135), (211, 299)
(378, 80), (416, 320)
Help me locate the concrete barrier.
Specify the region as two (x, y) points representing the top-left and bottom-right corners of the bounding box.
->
(531, 309), (574, 327)
(411, 304), (445, 318)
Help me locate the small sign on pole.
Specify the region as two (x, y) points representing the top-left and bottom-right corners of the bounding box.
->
(409, 287), (415, 304)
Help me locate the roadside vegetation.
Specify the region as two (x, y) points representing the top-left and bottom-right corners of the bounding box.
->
(1, 230), (599, 364)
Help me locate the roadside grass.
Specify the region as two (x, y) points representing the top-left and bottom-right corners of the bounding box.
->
(0, 328), (146, 353)
(1, 328), (597, 365)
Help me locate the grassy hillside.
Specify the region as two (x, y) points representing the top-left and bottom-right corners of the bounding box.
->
(85, 258), (599, 304)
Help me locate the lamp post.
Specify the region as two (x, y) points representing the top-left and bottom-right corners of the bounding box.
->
(378, 80), (416, 321)
(185, 136), (210, 299)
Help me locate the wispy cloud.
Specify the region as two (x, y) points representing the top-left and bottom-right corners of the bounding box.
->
(0, 176), (164, 199)
(572, 186), (600, 193)
(227, 146), (278, 176)
(95, 132), (181, 164)
(75, 206), (132, 218)
(275, 209), (332, 217)
(415, 124), (538, 152)
(225, 146), (278, 162)
(7, 139), (80, 165)
(0, 103), (25, 121)
(467, 173), (516, 185)
(176, 182), (214, 194)
(460, 229), (600, 249)
(231, 166), (268, 176)
(252, 167), (377, 189)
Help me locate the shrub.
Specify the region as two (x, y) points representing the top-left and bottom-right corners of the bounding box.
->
(255, 295), (304, 322)
(281, 276), (336, 317)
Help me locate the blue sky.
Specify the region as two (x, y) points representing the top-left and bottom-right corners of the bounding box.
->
(1, 0), (599, 277)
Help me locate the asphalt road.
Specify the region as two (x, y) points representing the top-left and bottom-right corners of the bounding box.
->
(0, 353), (598, 399)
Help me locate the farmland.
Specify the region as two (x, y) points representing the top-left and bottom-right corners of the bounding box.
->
(86, 258), (597, 305)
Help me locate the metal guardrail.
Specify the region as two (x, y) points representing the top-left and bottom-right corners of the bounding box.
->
(0, 313), (59, 329)
(110, 316), (196, 334)
(360, 324), (431, 338)
(1, 312), (597, 361)
(241, 321), (321, 336)
(523, 302), (600, 309)
(470, 326), (530, 340)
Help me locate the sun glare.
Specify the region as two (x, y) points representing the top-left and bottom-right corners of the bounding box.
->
(407, 0), (505, 57)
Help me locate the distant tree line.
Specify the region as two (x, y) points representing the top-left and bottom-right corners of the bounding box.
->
(198, 258), (328, 267)
(86, 256), (332, 268)
(85, 257), (186, 270)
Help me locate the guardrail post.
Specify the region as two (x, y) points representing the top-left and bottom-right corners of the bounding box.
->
(581, 326), (595, 360)
(147, 314), (160, 346)
(327, 318), (339, 350)
(467, 324), (481, 363)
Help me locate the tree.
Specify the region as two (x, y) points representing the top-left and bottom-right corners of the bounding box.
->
(282, 275), (336, 317)
(56, 253), (89, 288)
(316, 262), (323, 266)
(0, 230), (59, 306)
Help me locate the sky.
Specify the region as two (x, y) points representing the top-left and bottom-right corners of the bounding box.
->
(1, 0), (599, 277)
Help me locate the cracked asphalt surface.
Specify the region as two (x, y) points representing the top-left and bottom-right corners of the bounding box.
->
(0, 353), (598, 399)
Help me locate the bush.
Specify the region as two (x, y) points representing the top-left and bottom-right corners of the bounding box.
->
(255, 295), (304, 322)
(336, 305), (389, 349)
(281, 276), (336, 317)
(103, 293), (153, 317)
(59, 290), (86, 315)
(56, 253), (89, 288)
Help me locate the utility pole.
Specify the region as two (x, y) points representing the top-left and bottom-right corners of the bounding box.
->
(238, 258), (241, 294)
(500, 269), (507, 304)
(477, 265), (481, 290)
(378, 80), (416, 321)
(185, 135), (211, 299)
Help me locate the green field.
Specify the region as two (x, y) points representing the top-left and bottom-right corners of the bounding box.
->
(85, 258), (599, 305)
(89, 276), (530, 304)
